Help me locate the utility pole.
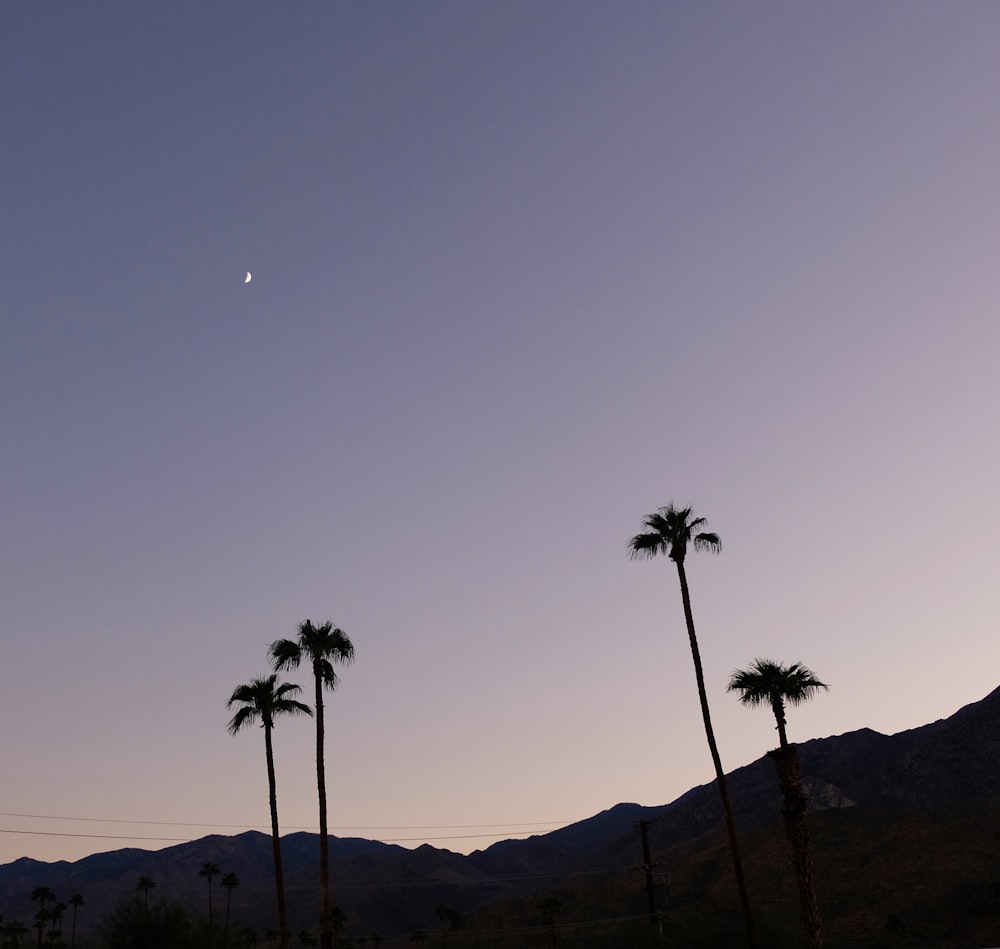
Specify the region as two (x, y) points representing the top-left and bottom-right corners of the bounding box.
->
(638, 820), (665, 946)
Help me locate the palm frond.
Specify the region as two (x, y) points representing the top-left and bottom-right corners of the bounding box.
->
(628, 531), (668, 559)
(693, 531), (721, 554)
(273, 679), (306, 701)
(227, 705), (258, 735)
(297, 620), (355, 668)
(268, 638), (301, 671)
(316, 657), (339, 688)
(272, 697), (312, 719)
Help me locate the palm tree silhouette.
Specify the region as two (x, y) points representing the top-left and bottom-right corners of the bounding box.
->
(136, 876), (156, 910)
(228, 673), (312, 949)
(221, 872), (240, 947)
(67, 895), (83, 949)
(199, 862), (220, 939)
(729, 658), (829, 949)
(29, 889), (54, 949)
(269, 620), (355, 949)
(629, 503), (757, 948)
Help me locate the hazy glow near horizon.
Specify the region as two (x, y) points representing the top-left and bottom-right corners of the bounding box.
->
(3, 2), (1000, 866)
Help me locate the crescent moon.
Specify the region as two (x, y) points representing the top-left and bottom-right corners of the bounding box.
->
(244, 272), (252, 283)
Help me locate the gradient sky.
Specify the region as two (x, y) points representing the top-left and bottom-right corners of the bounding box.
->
(4, 2), (1000, 866)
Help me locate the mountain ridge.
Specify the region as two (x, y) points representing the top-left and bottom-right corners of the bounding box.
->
(2, 684), (997, 944)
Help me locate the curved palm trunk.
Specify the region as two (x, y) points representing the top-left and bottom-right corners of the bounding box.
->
(675, 560), (758, 949)
(769, 745), (823, 949)
(224, 890), (233, 947)
(314, 665), (333, 949)
(264, 723), (291, 949)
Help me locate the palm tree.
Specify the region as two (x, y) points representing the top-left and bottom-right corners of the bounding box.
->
(48, 904), (65, 941)
(227, 674), (312, 949)
(269, 620), (355, 949)
(136, 877), (156, 910)
(29, 913), (45, 949)
(628, 504), (757, 949)
(199, 862), (220, 939)
(434, 905), (448, 942)
(29, 889), (54, 949)
(221, 873), (240, 946)
(327, 907), (346, 944)
(67, 895), (83, 949)
(729, 659), (829, 949)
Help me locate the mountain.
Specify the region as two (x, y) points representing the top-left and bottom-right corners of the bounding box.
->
(3, 685), (998, 947)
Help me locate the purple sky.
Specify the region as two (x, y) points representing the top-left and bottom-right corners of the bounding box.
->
(4, 2), (1000, 865)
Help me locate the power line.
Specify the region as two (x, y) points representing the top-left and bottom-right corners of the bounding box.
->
(0, 826), (562, 844)
(0, 811), (574, 832)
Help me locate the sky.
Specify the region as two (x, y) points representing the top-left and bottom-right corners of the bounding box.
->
(3, 1), (1000, 866)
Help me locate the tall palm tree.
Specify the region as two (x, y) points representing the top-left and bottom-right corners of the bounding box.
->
(269, 620), (355, 949)
(67, 895), (83, 949)
(199, 862), (220, 939)
(227, 674), (312, 949)
(628, 503), (757, 949)
(29, 889), (54, 949)
(729, 659), (829, 949)
(221, 872), (240, 947)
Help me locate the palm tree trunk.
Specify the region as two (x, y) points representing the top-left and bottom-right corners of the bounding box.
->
(264, 724), (291, 949)
(208, 879), (215, 942)
(675, 560), (758, 949)
(770, 745), (823, 949)
(315, 667), (332, 949)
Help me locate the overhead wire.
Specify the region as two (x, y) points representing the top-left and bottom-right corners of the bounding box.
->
(0, 809), (578, 846)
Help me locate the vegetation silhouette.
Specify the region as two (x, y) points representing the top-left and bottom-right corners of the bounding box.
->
(67, 894), (83, 949)
(729, 658), (829, 949)
(227, 674), (312, 949)
(221, 872), (239, 947)
(628, 503), (757, 949)
(269, 620), (355, 949)
(98, 894), (206, 949)
(29, 887), (54, 949)
(136, 876), (156, 910)
(198, 862), (219, 941)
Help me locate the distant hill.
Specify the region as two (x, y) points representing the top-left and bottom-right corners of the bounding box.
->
(3, 685), (999, 947)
